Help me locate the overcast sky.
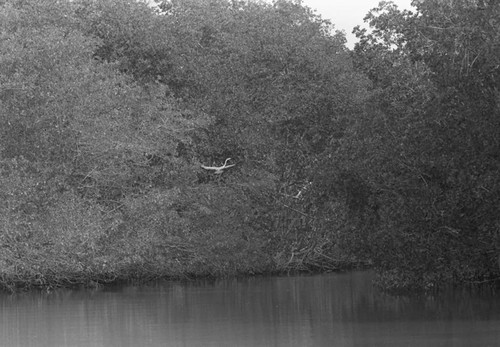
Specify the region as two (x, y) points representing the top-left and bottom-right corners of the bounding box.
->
(300, 0), (415, 48)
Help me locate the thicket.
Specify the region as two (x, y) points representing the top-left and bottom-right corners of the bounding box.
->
(0, 0), (498, 292)
(347, 0), (500, 291)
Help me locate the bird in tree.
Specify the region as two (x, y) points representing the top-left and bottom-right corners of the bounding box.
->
(201, 158), (236, 174)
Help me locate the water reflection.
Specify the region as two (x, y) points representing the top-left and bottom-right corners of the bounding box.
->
(1, 272), (499, 346)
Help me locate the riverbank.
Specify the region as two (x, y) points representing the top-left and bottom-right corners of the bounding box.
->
(0, 232), (364, 293)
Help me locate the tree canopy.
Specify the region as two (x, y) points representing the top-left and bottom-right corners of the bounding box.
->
(0, 0), (498, 292)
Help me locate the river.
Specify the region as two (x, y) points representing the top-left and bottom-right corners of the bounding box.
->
(1, 271), (499, 346)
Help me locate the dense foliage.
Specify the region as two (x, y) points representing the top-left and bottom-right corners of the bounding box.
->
(347, 0), (500, 291)
(0, 0), (498, 292)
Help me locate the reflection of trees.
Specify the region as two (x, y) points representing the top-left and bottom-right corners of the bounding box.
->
(1, 272), (500, 346)
(353, 285), (500, 322)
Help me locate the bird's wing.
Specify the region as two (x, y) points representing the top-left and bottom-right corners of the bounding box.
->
(201, 163), (236, 171)
(201, 165), (218, 170)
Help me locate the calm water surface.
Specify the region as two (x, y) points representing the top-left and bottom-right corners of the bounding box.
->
(1, 271), (499, 346)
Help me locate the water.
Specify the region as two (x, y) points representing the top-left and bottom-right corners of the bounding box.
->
(1, 271), (499, 347)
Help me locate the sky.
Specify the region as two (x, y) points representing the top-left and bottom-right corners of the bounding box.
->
(299, 0), (415, 48)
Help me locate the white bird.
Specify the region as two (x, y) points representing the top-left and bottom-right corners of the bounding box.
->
(201, 158), (236, 174)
